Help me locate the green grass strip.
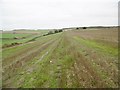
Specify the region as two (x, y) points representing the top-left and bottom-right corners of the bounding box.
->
(74, 36), (118, 56)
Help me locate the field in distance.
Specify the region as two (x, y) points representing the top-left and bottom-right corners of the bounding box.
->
(1, 30), (49, 48)
(2, 27), (118, 88)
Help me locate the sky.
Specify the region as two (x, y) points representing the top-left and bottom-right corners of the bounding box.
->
(0, 0), (119, 30)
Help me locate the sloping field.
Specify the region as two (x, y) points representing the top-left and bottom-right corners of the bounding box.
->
(2, 28), (118, 88)
(1, 30), (49, 47)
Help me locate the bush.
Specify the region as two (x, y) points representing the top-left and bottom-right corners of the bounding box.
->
(76, 28), (79, 30)
(83, 27), (87, 29)
(43, 29), (63, 37)
(59, 29), (63, 32)
(54, 30), (59, 33)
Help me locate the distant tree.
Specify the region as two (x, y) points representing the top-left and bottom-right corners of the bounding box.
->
(76, 28), (79, 30)
(59, 29), (63, 32)
(83, 27), (87, 29)
(54, 30), (59, 33)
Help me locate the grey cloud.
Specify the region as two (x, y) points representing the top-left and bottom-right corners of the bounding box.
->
(0, 0), (119, 30)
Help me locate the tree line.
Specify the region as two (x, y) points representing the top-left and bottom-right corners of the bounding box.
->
(43, 29), (63, 36)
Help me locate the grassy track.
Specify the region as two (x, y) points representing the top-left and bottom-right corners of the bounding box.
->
(2, 29), (118, 88)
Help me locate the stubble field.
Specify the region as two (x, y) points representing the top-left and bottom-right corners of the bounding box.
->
(2, 28), (118, 88)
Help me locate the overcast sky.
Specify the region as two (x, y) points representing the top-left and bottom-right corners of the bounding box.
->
(0, 0), (119, 30)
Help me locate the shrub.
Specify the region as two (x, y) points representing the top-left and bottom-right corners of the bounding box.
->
(83, 27), (87, 29)
(76, 28), (79, 30)
(59, 29), (63, 32)
(54, 30), (59, 33)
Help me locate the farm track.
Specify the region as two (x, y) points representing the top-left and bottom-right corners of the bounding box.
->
(2, 30), (118, 88)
